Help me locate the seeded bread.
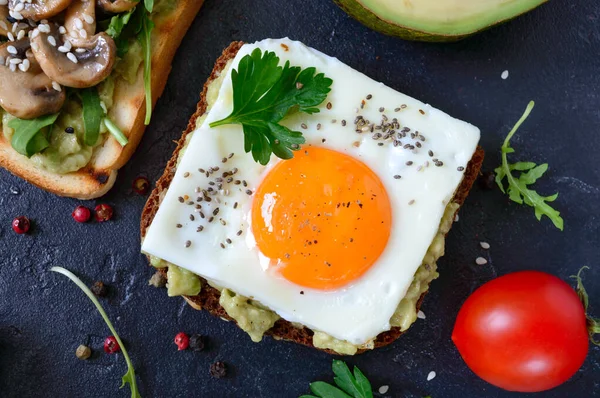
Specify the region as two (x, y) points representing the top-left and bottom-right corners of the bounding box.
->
(140, 41), (485, 354)
(0, 0), (204, 199)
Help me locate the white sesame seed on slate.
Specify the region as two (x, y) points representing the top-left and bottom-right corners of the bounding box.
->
(475, 257), (488, 265)
(480, 241), (490, 250)
(7, 45), (17, 55)
(52, 81), (61, 92)
(417, 310), (426, 319)
(454, 214), (459, 222)
(378, 385), (389, 394)
(427, 371), (436, 381)
(66, 52), (78, 63)
(47, 35), (56, 46)
(501, 70), (509, 80)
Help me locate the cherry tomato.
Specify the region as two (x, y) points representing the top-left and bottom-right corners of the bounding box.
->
(452, 271), (588, 392)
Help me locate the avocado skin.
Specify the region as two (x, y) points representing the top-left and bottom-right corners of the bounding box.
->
(333, 0), (547, 42)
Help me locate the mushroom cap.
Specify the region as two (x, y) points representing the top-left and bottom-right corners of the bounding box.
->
(31, 24), (117, 88)
(64, 0), (96, 43)
(98, 0), (139, 14)
(8, 0), (73, 21)
(0, 39), (66, 119)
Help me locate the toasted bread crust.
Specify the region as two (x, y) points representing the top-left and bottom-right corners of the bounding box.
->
(140, 42), (485, 354)
(0, 0), (204, 199)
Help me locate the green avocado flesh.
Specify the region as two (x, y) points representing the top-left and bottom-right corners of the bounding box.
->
(334, 0), (547, 41)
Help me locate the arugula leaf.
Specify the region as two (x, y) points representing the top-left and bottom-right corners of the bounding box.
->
(8, 113), (59, 157)
(103, 118), (129, 146)
(144, 0), (153, 12)
(571, 266), (600, 346)
(105, 8), (135, 39)
(50, 267), (141, 398)
(81, 87), (104, 146)
(300, 360), (373, 398)
(494, 101), (564, 231)
(139, 11), (154, 125)
(209, 48), (333, 165)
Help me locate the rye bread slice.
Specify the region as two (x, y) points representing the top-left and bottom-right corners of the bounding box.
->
(140, 41), (485, 354)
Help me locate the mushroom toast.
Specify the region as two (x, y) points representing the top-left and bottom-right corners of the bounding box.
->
(0, 0), (203, 198)
(141, 39), (484, 354)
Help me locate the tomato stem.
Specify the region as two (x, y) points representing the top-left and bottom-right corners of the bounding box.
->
(571, 266), (600, 346)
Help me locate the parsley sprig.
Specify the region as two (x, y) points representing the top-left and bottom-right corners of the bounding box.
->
(300, 360), (373, 398)
(209, 49), (332, 165)
(494, 101), (564, 231)
(50, 267), (141, 398)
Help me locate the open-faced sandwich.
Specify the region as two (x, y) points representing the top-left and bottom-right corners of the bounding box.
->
(0, 0), (203, 198)
(141, 38), (484, 355)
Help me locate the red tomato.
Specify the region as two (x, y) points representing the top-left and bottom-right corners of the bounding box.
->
(452, 271), (588, 392)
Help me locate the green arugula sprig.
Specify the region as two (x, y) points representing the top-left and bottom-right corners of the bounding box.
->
(8, 113), (58, 157)
(300, 360), (373, 398)
(81, 87), (103, 146)
(209, 49), (332, 165)
(494, 101), (564, 231)
(571, 266), (600, 346)
(50, 267), (141, 398)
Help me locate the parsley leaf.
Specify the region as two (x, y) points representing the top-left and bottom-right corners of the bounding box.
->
(300, 360), (373, 398)
(8, 113), (59, 157)
(494, 101), (564, 231)
(209, 48), (333, 165)
(51, 267), (141, 398)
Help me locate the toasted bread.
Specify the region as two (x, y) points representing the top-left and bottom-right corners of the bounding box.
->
(140, 41), (485, 354)
(0, 0), (204, 199)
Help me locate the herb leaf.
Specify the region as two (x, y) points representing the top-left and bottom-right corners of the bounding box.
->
(209, 48), (332, 165)
(81, 87), (104, 146)
(50, 267), (141, 398)
(103, 118), (129, 146)
(139, 12), (154, 125)
(144, 0), (154, 12)
(494, 101), (564, 231)
(301, 360), (373, 398)
(8, 113), (59, 157)
(571, 266), (600, 346)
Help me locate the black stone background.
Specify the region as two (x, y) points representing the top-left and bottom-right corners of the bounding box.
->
(1, 1), (599, 397)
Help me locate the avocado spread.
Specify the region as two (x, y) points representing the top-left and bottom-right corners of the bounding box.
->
(145, 60), (462, 354)
(166, 264), (201, 297)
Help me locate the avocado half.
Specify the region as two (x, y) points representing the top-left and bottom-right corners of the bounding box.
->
(334, 0), (547, 42)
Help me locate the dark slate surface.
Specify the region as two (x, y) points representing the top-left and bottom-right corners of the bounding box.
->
(1, 1), (599, 397)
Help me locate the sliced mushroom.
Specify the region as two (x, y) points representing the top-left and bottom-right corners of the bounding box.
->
(0, 39), (65, 119)
(64, 0), (95, 43)
(31, 23), (116, 88)
(0, 6), (9, 36)
(7, 0), (72, 21)
(98, 0), (139, 14)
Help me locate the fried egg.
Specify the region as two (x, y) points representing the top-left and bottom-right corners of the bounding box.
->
(142, 38), (480, 345)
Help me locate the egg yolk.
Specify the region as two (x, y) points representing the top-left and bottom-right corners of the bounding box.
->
(251, 147), (392, 290)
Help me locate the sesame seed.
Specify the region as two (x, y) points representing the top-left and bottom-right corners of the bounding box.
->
(47, 35), (56, 46)
(366, 94), (372, 100)
(415, 142), (422, 148)
(189, 214), (195, 221)
(408, 199), (415, 205)
(316, 123), (321, 130)
(245, 189), (253, 195)
(242, 180), (247, 187)
(393, 175), (401, 179)
(7, 45), (17, 55)
(406, 161), (413, 166)
(301, 123), (307, 129)
(58, 26), (66, 34)
(341, 120), (346, 126)
(51, 81), (61, 92)
(220, 243), (225, 249)
(379, 107), (384, 112)
(74, 18), (83, 30)
(13, 2), (24, 12)
(9, 58), (21, 64)
(220, 219), (226, 226)
(401, 104), (407, 109)
(213, 208), (220, 216)
(416, 165), (423, 171)
(17, 61), (28, 72)
(394, 107), (401, 112)
(326, 102), (332, 110)
(185, 240), (191, 248)
(183, 172), (190, 178)
(178, 196), (184, 203)
(475, 257), (488, 265)
(176, 223), (182, 228)
(10, 11), (23, 21)
(199, 212), (205, 218)
(9, 63), (16, 72)
(7, 32), (14, 41)
(428, 150), (434, 157)
(295, 82), (303, 89)
(417, 310), (426, 319)
(378, 386), (389, 394)
(236, 230), (242, 236)
(480, 242), (490, 250)
(457, 166), (465, 171)
(82, 13), (94, 24)
(419, 109), (425, 115)
(233, 202), (238, 209)
(79, 29), (87, 39)
(226, 238), (232, 244)
(66, 52), (78, 63)
(37, 24), (49, 33)
(221, 157), (227, 163)
(208, 217), (214, 223)
(427, 371), (436, 381)
(58, 45), (69, 53)
(197, 226), (204, 232)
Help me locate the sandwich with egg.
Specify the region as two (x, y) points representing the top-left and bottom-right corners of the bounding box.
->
(141, 39), (484, 355)
(0, 0), (203, 198)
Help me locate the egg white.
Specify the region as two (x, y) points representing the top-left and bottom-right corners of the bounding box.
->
(142, 38), (480, 345)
